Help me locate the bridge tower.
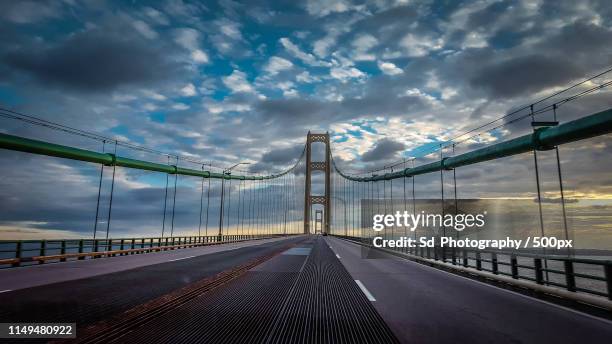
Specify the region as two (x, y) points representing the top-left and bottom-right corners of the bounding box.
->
(304, 132), (331, 234)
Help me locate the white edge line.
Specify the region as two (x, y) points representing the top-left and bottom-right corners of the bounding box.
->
(336, 253), (341, 259)
(168, 255), (196, 262)
(0, 289), (12, 293)
(355, 280), (376, 301)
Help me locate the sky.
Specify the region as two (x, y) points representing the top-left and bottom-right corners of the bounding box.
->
(0, 0), (611, 243)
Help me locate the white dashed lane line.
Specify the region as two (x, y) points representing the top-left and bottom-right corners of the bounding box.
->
(355, 280), (376, 301)
(168, 255), (196, 262)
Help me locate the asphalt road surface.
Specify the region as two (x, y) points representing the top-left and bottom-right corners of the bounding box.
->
(325, 236), (612, 344)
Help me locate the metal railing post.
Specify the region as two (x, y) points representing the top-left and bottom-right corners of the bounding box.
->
(40, 240), (46, 264)
(511, 256), (518, 279)
(491, 252), (498, 274)
(60, 241), (67, 262)
(535, 258), (544, 285)
(605, 264), (612, 300)
(78, 240), (84, 260)
(13, 242), (22, 267)
(564, 260), (576, 292)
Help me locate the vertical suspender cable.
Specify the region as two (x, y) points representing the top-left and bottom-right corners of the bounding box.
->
(412, 159), (416, 242)
(268, 179), (272, 235)
(105, 140), (117, 242)
(227, 177), (232, 234)
(369, 179), (372, 242)
(161, 155), (170, 238)
(237, 178), (242, 237)
(344, 178), (347, 237)
(257, 177), (262, 235)
(403, 160), (407, 252)
(264, 178), (268, 235)
(170, 156), (178, 238)
(390, 168), (394, 241)
(275, 177), (278, 234)
(93, 140), (106, 240)
(440, 145), (445, 239)
(284, 174), (288, 234)
(293, 172), (297, 233)
(260, 178), (264, 236)
(273, 178), (277, 234)
(246, 179), (251, 236)
(249, 177), (255, 235)
(383, 173), (387, 240)
(270, 178), (274, 235)
(275, 177), (278, 235)
(198, 165), (205, 237)
(218, 174), (225, 240)
(439, 145), (445, 261)
(241, 179), (246, 236)
(531, 105), (549, 281)
(360, 174), (364, 239)
(352, 176), (355, 237)
(263, 178), (267, 235)
(453, 144), (459, 240)
(205, 174), (211, 237)
(553, 104), (570, 252)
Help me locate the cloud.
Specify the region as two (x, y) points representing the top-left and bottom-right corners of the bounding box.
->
(172, 103), (190, 110)
(377, 61), (403, 75)
(249, 144), (305, 172)
(0, 1), (61, 24)
(399, 33), (444, 57)
(133, 20), (158, 39)
(330, 66), (366, 83)
(279, 37), (329, 66)
(174, 28), (200, 50)
(469, 54), (582, 98)
(296, 71), (320, 83)
(219, 19), (242, 39)
(164, 0), (208, 20)
(174, 28), (209, 64)
(305, 0), (352, 17)
(361, 138), (406, 162)
(180, 83), (197, 96)
(2, 29), (182, 92)
(191, 49), (209, 63)
(210, 18), (246, 55)
(143, 7), (170, 26)
(313, 30), (340, 57)
(352, 34), (378, 61)
(264, 56), (294, 75)
(223, 70), (255, 93)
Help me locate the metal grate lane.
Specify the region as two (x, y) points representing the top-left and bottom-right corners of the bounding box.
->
(266, 237), (399, 344)
(116, 271), (300, 344)
(104, 251), (308, 344)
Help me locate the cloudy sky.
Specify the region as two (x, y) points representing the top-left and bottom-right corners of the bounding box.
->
(1, 0), (611, 242)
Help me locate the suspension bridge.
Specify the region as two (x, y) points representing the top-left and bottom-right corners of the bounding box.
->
(0, 101), (612, 343)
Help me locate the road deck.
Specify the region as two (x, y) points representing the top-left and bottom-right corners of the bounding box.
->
(80, 236), (398, 343)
